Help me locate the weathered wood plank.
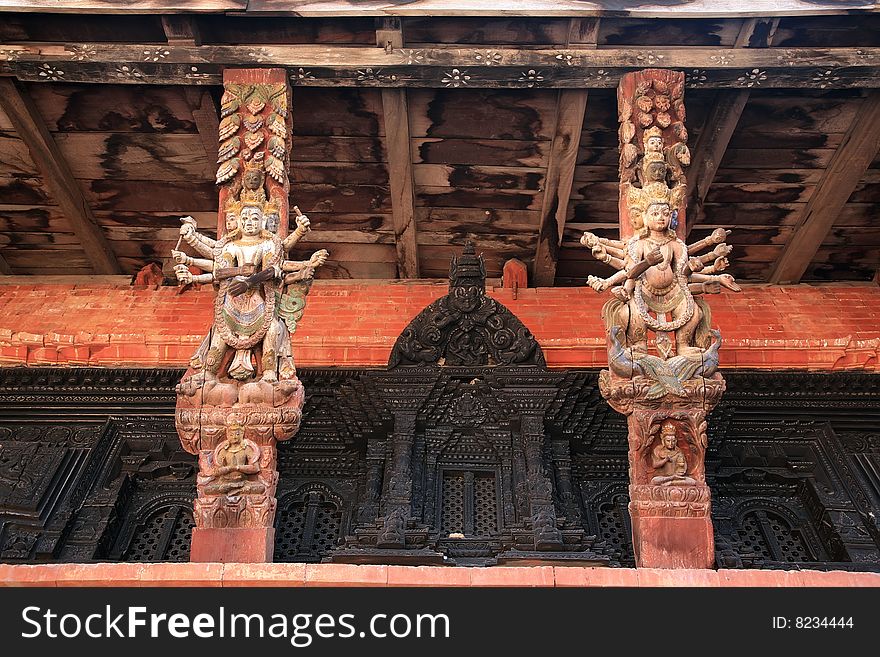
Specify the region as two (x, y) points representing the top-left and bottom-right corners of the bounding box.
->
(239, 0), (876, 19)
(291, 162), (388, 185)
(0, 252), (12, 275)
(412, 138), (550, 167)
(412, 164), (544, 189)
(720, 148), (837, 169)
(533, 89), (588, 286)
(161, 14), (202, 46)
(415, 207), (539, 233)
(770, 91), (880, 284)
(404, 17), (570, 45)
(292, 88), (385, 137)
(294, 135), (386, 163)
(197, 15), (376, 45)
(802, 245), (880, 282)
(183, 87), (219, 169)
(0, 131), (39, 176)
(382, 85), (419, 278)
(686, 90), (750, 235)
(27, 84), (199, 133)
(599, 17), (741, 47)
(415, 187), (542, 211)
(0, 1), (246, 12)
(0, 78), (121, 274)
(51, 133), (214, 181)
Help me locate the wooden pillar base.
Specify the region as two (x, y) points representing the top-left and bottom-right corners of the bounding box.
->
(190, 527), (275, 563)
(630, 511), (714, 570)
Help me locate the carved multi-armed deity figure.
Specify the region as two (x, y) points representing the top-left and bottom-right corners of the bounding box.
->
(581, 123), (741, 397)
(172, 157), (328, 391)
(592, 70), (738, 569)
(172, 70), (323, 561)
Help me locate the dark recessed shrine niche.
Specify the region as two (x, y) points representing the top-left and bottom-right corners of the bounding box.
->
(0, 366), (877, 570)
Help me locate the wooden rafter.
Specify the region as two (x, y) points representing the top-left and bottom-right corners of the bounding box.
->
(533, 19), (596, 287)
(533, 90), (590, 286)
(161, 15), (202, 47)
(769, 90), (880, 284)
(378, 19), (419, 278)
(685, 18), (778, 237)
(0, 78), (122, 274)
(183, 87), (219, 177)
(2, 44), (879, 89)
(0, 253), (12, 275)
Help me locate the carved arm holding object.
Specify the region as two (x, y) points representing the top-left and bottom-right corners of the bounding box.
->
(282, 206), (311, 251)
(587, 247), (662, 292)
(686, 228), (730, 255)
(178, 216), (217, 259)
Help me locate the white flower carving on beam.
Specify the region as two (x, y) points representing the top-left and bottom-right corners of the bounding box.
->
(400, 49), (428, 65)
(442, 68), (471, 88)
(290, 68), (315, 84)
(185, 66), (211, 81)
(585, 69), (612, 84)
(811, 69), (841, 89)
(709, 54), (734, 66)
(113, 65), (144, 80)
(555, 53), (574, 66)
(70, 45), (96, 61)
(37, 63), (65, 81)
(356, 68), (383, 82)
(247, 48), (272, 64)
(142, 48), (171, 62)
(685, 69), (708, 87)
(0, 48), (22, 62)
(474, 50), (503, 65)
(636, 52), (665, 66)
(737, 68), (767, 88)
(519, 69), (544, 88)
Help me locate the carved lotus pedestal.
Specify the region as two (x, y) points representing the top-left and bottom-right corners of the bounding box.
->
(176, 375), (304, 562)
(599, 370), (725, 569)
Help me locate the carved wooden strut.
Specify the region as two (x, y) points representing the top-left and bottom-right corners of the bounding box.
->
(581, 69), (742, 569)
(170, 68), (329, 562)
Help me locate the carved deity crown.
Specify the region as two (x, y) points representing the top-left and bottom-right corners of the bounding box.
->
(449, 241), (487, 292)
(660, 420), (677, 435)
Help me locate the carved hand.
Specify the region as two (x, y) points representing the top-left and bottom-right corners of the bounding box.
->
(309, 249), (329, 268)
(718, 274), (741, 292)
(591, 244), (608, 261)
(702, 281), (721, 294)
(587, 275), (607, 292)
(171, 250), (188, 265)
(227, 276), (250, 297)
(687, 256), (704, 272)
(179, 216), (197, 238)
(580, 232), (599, 248)
(295, 214), (311, 232)
(713, 243), (733, 258)
(646, 247), (663, 266)
(175, 268), (193, 285)
(711, 256), (730, 272)
(710, 228), (730, 245)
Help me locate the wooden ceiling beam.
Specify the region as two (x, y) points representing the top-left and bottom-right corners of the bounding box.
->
(2, 44), (878, 88)
(378, 18), (419, 279)
(0, 252), (12, 275)
(161, 15), (202, 47)
(685, 18), (778, 237)
(0, 78), (122, 274)
(183, 86), (219, 177)
(769, 90), (880, 285)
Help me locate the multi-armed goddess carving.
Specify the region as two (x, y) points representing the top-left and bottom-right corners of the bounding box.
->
(581, 78), (741, 398)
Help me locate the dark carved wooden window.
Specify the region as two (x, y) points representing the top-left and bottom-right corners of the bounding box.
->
(737, 510), (814, 562)
(122, 505), (193, 562)
(596, 497), (635, 565)
(440, 470), (498, 537)
(275, 488), (343, 562)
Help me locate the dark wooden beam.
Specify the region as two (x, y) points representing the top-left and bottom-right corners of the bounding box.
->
(183, 86), (219, 174)
(769, 90), (880, 284)
(0, 252), (12, 275)
(378, 19), (418, 278)
(161, 15), (202, 47)
(0, 78), (122, 274)
(685, 18), (778, 237)
(532, 19), (596, 287)
(2, 44), (878, 89)
(533, 91), (589, 287)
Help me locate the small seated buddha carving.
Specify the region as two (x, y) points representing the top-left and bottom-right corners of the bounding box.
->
(650, 421), (697, 487)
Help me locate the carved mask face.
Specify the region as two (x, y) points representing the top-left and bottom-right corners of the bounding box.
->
(645, 203), (671, 231)
(240, 206), (263, 236)
(646, 136), (663, 153)
(647, 162), (666, 182)
(243, 169), (262, 190)
(451, 285), (481, 313)
(662, 433), (677, 449)
(225, 211), (238, 233)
